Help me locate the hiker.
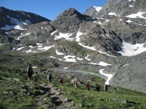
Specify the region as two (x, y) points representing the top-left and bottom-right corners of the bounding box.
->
(60, 77), (64, 85)
(104, 84), (108, 92)
(72, 78), (78, 88)
(95, 83), (101, 92)
(85, 81), (90, 90)
(26, 64), (34, 81)
(47, 72), (53, 84)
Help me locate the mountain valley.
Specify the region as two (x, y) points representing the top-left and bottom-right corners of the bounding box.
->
(1, 0), (146, 108)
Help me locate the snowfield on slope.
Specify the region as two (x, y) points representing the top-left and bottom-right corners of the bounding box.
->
(126, 11), (146, 19)
(99, 69), (113, 85)
(119, 41), (146, 56)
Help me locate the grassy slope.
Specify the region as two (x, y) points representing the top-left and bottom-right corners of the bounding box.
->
(0, 53), (146, 109)
(51, 75), (146, 109)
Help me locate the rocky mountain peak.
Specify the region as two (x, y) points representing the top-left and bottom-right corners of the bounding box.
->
(99, 0), (146, 17)
(0, 7), (50, 30)
(84, 6), (102, 17)
(62, 8), (81, 16)
(0, 7), (8, 13)
(51, 8), (93, 33)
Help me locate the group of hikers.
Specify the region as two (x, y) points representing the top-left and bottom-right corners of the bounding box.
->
(25, 64), (109, 92)
(47, 72), (109, 92)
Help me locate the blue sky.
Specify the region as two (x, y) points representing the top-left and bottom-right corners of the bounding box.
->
(0, 0), (107, 20)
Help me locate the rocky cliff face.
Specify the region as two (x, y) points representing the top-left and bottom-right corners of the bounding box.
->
(96, 0), (146, 93)
(99, 0), (146, 17)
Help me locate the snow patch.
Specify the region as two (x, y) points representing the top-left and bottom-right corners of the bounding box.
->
(7, 15), (21, 24)
(77, 57), (83, 61)
(129, 5), (134, 8)
(16, 46), (25, 51)
(26, 49), (37, 53)
(97, 50), (117, 58)
(17, 32), (30, 40)
(0, 16), (31, 30)
(78, 43), (116, 58)
(56, 50), (64, 55)
(38, 45), (54, 51)
(93, 6), (102, 12)
(122, 64), (130, 67)
(29, 45), (35, 49)
(54, 32), (73, 40)
(99, 69), (113, 85)
(78, 43), (96, 51)
(64, 67), (68, 69)
(6, 15), (31, 25)
(75, 31), (84, 42)
(105, 19), (110, 23)
(88, 62), (111, 66)
(36, 43), (43, 47)
(63, 55), (76, 62)
(129, 0), (136, 2)
(126, 11), (146, 19)
(98, 61), (111, 66)
(118, 41), (146, 56)
(49, 56), (56, 59)
(126, 19), (133, 23)
(108, 12), (117, 16)
(51, 30), (57, 36)
(14, 25), (27, 30)
(88, 62), (99, 65)
(0, 24), (27, 30)
(85, 55), (91, 61)
(25, 44), (54, 53)
(23, 19), (31, 24)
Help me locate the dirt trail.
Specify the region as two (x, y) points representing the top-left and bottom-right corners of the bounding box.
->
(38, 83), (76, 109)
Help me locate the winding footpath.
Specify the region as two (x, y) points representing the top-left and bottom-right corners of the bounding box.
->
(38, 83), (76, 109)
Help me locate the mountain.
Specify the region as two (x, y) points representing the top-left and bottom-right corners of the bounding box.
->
(84, 6), (102, 18)
(97, 0), (146, 93)
(98, 0), (146, 17)
(51, 8), (94, 33)
(0, 7), (50, 30)
(1, 0), (146, 93)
